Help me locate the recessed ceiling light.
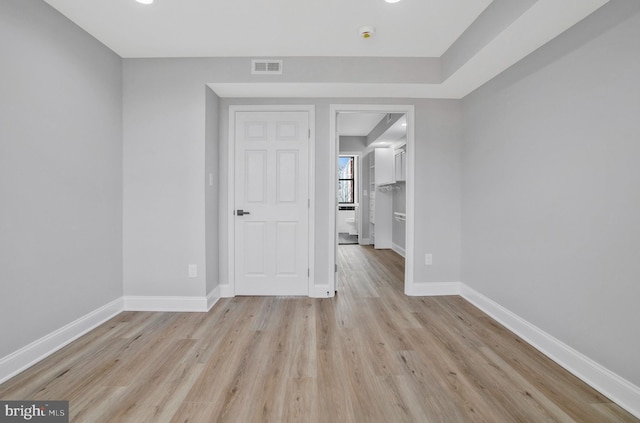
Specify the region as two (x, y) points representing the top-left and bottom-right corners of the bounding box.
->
(385, 0), (402, 3)
(136, 0), (154, 4)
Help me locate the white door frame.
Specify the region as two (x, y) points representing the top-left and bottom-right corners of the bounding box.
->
(329, 104), (415, 295)
(227, 105), (315, 296)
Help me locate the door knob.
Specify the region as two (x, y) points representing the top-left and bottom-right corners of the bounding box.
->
(236, 209), (250, 216)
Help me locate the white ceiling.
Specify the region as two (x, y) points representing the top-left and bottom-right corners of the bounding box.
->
(44, 0), (610, 99)
(337, 113), (408, 142)
(375, 115), (407, 145)
(43, 0), (492, 58)
(208, 0), (609, 99)
(338, 113), (386, 137)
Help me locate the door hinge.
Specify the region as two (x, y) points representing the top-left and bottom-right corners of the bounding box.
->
(308, 129), (310, 139)
(335, 264), (338, 273)
(308, 199), (310, 209)
(308, 268), (310, 277)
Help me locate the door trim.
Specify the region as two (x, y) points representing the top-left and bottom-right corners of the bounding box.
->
(329, 104), (415, 295)
(227, 105), (315, 297)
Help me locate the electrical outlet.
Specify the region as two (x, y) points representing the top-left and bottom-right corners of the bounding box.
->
(424, 254), (433, 266)
(188, 264), (198, 278)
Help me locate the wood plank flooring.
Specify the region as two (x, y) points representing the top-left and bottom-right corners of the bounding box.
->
(1, 245), (637, 422)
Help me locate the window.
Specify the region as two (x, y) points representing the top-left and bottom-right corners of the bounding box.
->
(338, 156), (357, 204)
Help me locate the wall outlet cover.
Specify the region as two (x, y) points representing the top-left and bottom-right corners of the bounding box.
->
(188, 264), (198, 278)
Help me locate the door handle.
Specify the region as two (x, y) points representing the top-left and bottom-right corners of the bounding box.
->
(236, 209), (250, 216)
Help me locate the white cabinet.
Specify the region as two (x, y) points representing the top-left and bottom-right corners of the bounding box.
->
(369, 155), (375, 225)
(374, 148), (394, 185)
(394, 149), (406, 182)
(369, 148), (393, 249)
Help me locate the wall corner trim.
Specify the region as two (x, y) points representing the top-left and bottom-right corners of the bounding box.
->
(219, 284), (234, 298)
(460, 283), (640, 419)
(207, 286), (221, 311)
(0, 297), (124, 385)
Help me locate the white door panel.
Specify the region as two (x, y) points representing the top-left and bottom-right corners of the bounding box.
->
(245, 151), (267, 203)
(235, 111), (309, 296)
(276, 221), (298, 275)
(277, 151), (298, 203)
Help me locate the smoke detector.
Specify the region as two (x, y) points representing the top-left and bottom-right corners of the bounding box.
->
(358, 25), (376, 39)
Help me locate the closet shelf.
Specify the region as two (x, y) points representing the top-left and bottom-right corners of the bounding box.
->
(377, 184), (400, 192)
(377, 181), (395, 187)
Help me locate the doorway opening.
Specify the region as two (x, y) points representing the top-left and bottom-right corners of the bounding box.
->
(338, 155), (359, 245)
(329, 105), (415, 295)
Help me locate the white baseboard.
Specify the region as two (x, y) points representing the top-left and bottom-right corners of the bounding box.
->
(0, 297), (124, 385)
(406, 281), (461, 296)
(460, 284), (640, 419)
(123, 296), (208, 312)
(391, 243), (406, 258)
(206, 286), (221, 311)
(218, 283), (335, 299)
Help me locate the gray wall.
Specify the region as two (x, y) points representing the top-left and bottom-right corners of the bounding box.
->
(219, 98), (462, 288)
(123, 60), (208, 297)
(0, 0), (123, 357)
(339, 136), (366, 153)
(121, 55), (464, 298)
(415, 100), (462, 283)
(462, 0), (640, 386)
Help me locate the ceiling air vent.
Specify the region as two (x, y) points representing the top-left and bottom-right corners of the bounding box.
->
(251, 59), (283, 75)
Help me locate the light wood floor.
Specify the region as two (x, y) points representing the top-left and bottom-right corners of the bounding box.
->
(1, 245), (637, 422)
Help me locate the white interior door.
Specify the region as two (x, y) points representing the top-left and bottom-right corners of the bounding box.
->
(234, 111), (310, 296)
